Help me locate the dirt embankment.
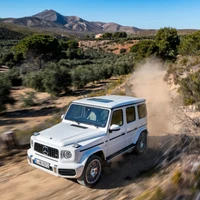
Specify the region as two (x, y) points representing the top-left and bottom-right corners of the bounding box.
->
(0, 60), (181, 200)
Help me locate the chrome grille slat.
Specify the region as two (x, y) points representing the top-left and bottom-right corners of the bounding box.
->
(34, 142), (59, 159)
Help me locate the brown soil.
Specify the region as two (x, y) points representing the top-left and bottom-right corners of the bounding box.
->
(79, 40), (138, 54)
(0, 136), (170, 200)
(0, 61), (181, 200)
(0, 87), (77, 133)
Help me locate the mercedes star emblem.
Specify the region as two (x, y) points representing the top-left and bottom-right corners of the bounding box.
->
(42, 146), (49, 155)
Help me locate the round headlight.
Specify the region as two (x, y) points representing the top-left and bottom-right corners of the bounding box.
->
(62, 150), (72, 159)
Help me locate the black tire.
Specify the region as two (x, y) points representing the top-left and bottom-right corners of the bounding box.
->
(135, 132), (147, 155)
(77, 155), (102, 187)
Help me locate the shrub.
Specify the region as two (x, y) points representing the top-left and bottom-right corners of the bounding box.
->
(180, 57), (189, 66)
(23, 65), (71, 96)
(119, 48), (127, 54)
(0, 75), (14, 111)
(155, 27), (180, 60)
(178, 70), (200, 106)
(179, 31), (200, 56)
(20, 92), (37, 107)
(23, 71), (45, 92)
(130, 40), (158, 61)
(42, 63), (71, 96)
(6, 67), (22, 86)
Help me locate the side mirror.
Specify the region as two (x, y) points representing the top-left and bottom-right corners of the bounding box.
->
(109, 124), (120, 133)
(61, 114), (64, 120)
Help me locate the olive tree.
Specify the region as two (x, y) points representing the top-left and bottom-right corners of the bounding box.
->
(0, 75), (14, 111)
(14, 34), (61, 69)
(155, 27), (180, 60)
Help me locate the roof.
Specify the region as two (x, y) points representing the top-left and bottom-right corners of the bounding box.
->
(72, 95), (145, 109)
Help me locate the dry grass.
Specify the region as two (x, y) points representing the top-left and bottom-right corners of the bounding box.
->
(134, 187), (165, 200)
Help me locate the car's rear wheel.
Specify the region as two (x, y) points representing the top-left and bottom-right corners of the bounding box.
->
(77, 155), (102, 187)
(135, 132), (147, 155)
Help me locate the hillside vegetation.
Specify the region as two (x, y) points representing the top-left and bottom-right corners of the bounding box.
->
(1, 27), (200, 112)
(1, 24), (200, 200)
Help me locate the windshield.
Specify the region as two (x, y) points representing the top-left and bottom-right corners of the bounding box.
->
(65, 104), (109, 128)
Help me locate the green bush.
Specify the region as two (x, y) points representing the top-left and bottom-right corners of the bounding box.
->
(20, 92), (37, 107)
(23, 71), (45, 92)
(179, 31), (200, 56)
(101, 32), (127, 39)
(130, 40), (158, 61)
(42, 64), (71, 96)
(23, 63), (71, 96)
(6, 67), (22, 86)
(0, 75), (14, 111)
(155, 27), (180, 60)
(179, 70), (200, 106)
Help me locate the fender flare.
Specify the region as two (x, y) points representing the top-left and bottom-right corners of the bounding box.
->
(79, 146), (105, 166)
(132, 126), (148, 144)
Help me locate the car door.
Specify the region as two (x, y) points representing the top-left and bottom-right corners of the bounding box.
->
(125, 105), (138, 146)
(107, 108), (126, 158)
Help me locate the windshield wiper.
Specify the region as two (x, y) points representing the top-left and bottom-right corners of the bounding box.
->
(67, 119), (81, 124)
(86, 123), (99, 129)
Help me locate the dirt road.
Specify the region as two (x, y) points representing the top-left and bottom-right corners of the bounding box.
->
(131, 59), (180, 135)
(0, 60), (179, 200)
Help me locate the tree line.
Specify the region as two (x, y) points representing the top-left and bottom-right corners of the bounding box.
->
(0, 33), (135, 111)
(1, 28), (200, 110)
(130, 28), (200, 61)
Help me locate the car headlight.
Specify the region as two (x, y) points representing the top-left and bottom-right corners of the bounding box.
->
(61, 150), (72, 159)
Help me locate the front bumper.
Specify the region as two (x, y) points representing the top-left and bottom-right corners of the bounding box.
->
(27, 148), (84, 179)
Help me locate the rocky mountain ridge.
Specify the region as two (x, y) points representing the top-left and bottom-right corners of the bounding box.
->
(1, 9), (142, 34)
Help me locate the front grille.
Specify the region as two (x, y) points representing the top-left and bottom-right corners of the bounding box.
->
(58, 169), (76, 176)
(34, 142), (59, 159)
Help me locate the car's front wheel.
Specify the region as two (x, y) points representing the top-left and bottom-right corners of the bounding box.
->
(77, 155), (102, 187)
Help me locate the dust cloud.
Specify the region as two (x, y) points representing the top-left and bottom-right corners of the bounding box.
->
(129, 59), (179, 136)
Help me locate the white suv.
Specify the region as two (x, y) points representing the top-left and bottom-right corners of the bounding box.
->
(27, 95), (148, 187)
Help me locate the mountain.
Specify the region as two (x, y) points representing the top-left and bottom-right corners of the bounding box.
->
(1, 9), (142, 34)
(2, 16), (64, 29)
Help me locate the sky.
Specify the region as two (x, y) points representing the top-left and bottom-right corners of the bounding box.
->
(0, 0), (200, 29)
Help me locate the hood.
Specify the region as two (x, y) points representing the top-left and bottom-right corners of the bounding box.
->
(34, 122), (105, 147)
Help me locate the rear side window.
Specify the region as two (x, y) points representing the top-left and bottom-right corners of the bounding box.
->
(137, 104), (147, 119)
(126, 106), (136, 123)
(111, 109), (123, 126)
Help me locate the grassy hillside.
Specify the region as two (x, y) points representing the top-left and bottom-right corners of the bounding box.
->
(0, 27), (25, 40)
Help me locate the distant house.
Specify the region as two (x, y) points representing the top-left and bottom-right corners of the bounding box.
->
(95, 34), (103, 39)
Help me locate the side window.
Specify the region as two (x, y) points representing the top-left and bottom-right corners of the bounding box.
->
(137, 104), (147, 119)
(111, 109), (123, 126)
(126, 106), (136, 123)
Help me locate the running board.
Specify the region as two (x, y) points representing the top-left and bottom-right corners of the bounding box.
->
(106, 143), (135, 162)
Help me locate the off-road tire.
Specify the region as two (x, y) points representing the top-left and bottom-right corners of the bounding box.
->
(77, 155), (102, 187)
(135, 132), (147, 155)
